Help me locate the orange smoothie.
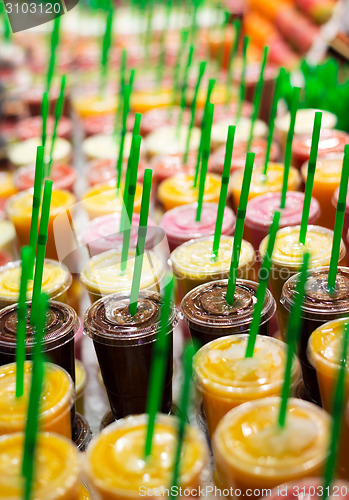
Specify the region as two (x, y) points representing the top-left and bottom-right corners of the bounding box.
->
(308, 317), (349, 479)
(213, 397), (330, 498)
(158, 173), (221, 212)
(131, 87), (173, 113)
(73, 93), (117, 118)
(82, 183), (142, 220)
(0, 432), (80, 500)
(85, 414), (209, 500)
(6, 188), (76, 260)
(0, 361), (74, 438)
(193, 335), (300, 436)
(301, 154), (343, 229)
(0, 172), (17, 199)
(231, 163), (301, 210)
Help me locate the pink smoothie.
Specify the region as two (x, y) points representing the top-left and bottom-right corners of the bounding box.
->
(82, 113), (135, 137)
(150, 152), (197, 187)
(16, 115), (72, 141)
(14, 164), (76, 193)
(245, 191), (320, 250)
(209, 138), (279, 175)
(82, 212), (156, 257)
(86, 159), (146, 187)
(292, 129), (349, 170)
(332, 187), (349, 266)
(140, 107), (190, 136)
(160, 202), (236, 252)
(264, 478), (349, 500)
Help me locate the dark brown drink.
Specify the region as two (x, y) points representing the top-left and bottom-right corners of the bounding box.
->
(84, 290), (177, 420)
(180, 279), (276, 347)
(281, 266), (349, 405)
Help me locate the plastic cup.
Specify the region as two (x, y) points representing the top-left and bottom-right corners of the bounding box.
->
(292, 129), (349, 170)
(79, 483), (93, 500)
(210, 117), (268, 151)
(245, 192), (321, 251)
(6, 188), (76, 260)
(82, 183), (142, 220)
(209, 138), (279, 175)
(0, 259), (72, 310)
(281, 267), (349, 405)
(82, 133), (133, 162)
(195, 100), (253, 126)
(0, 361), (74, 438)
(145, 124), (201, 158)
(85, 414), (208, 500)
(81, 248), (164, 303)
(231, 163), (301, 210)
(14, 163), (77, 192)
(86, 158), (146, 187)
(84, 291), (177, 419)
(275, 108), (337, 154)
(160, 202), (236, 252)
(0, 432), (80, 500)
(262, 478), (349, 500)
(260, 225), (346, 336)
(16, 115), (72, 141)
(158, 173), (222, 212)
(8, 137), (72, 168)
(140, 106), (191, 136)
(0, 220), (16, 260)
(82, 212), (157, 257)
(150, 152), (197, 189)
(172, 236), (255, 300)
(308, 317), (349, 479)
(180, 279), (276, 347)
(193, 334), (300, 437)
(73, 413), (92, 453)
(0, 300), (79, 384)
(301, 154), (344, 229)
(332, 187), (349, 265)
(212, 397), (331, 497)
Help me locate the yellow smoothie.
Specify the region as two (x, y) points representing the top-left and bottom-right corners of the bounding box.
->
(82, 183), (142, 220)
(84, 414), (209, 500)
(171, 236), (255, 299)
(145, 125), (201, 158)
(79, 484), (92, 500)
(0, 172), (17, 199)
(8, 137), (72, 168)
(0, 259), (72, 309)
(213, 397), (330, 498)
(131, 87), (173, 113)
(0, 432), (80, 500)
(82, 133), (133, 162)
(73, 94), (117, 118)
(81, 248), (164, 302)
(210, 117), (268, 150)
(6, 188), (76, 260)
(231, 163), (301, 210)
(301, 155), (343, 229)
(158, 173), (221, 212)
(259, 225), (346, 336)
(194, 335), (300, 436)
(0, 220), (16, 259)
(308, 317), (349, 479)
(0, 361), (74, 438)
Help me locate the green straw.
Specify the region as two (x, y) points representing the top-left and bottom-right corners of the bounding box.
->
(120, 135), (142, 272)
(30, 180), (53, 326)
(116, 49), (127, 134)
(116, 80), (133, 190)
(156, 0), (172, 87)
(46, 16), (60, 94)
(196, 102), (214, 222)
(246, 46), (269, 152)
(176, 45), (194, 136)
(280, 86), (300, 209)
(327, 145), (349, 292)
(170, 28), (189, 115)
(28, 146), (44, 277)
(189, 0), (199, 45)
(120, 113), (142, 233)
(263, 67), (285, 178)
(226, 152), (255, 305)
(41, 92), (48, 152)
(278, 252), (310, 428)
(22, 292), (49, 500)
(212, 125), (236, 260)
(170, 343), (196, 498)
(245, 211), (281, 358)
(323, 322), (349, 500)
(225, 19), (242, 107)
(47, 75), (66, 177)
(129, 169), (153, 316)
(183, 61), (206, 165)
(144, 275), (174, 458)
(194, 78), (215, 188)
(16, 246), (33, 399)
(236, 36), (249, 124)
(145, 0), (154, 62)
(100, 6), (114, 95)
(1, 2), (11, 40)
(299, 111), (322, 245)
(217, 11), (228, 72)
